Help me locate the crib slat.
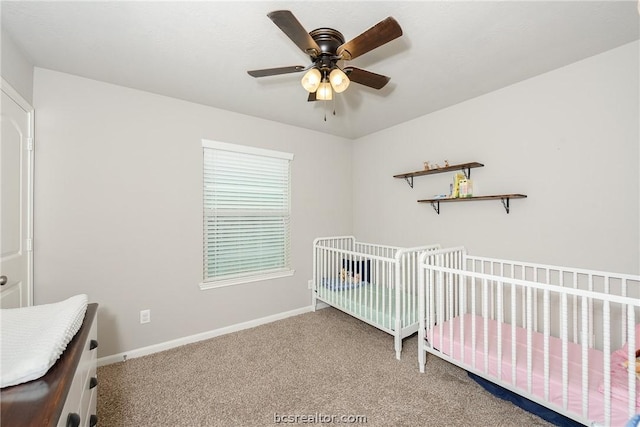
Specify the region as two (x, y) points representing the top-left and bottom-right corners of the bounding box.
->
(471, 274), (477, 369)
(521, 266), (526, 328)
(561, 291), (568, 410)
(533, 267), (538, 334)
(511, 281), (517, 387)
(588, 274), (594, 348)
(526, 285), (533, 394)
(622, 278), (628, 360)
(483, 278), (489, 374)
(627, 305), (636, 418)
(603, 299), (611, 426)
(460, 258), (467, 364)
(572, 271), (578, 344)
(496, 280), (503, 380)
(543, 289), (550, 402)
(580, 295), (588, 419)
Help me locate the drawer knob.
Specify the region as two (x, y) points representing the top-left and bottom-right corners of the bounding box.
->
(66, 413), (80, 427)
(90, 376), (98, 389)
(90, 339), (99, 350)
(89, 414), (98, 427)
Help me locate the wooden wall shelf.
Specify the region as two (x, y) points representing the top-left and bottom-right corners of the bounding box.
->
(418, 194), (527, 214)
(393, 162), (484, 188)
(394, 161), (526, 214)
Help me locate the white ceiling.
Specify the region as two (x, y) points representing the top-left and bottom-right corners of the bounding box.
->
(2, 1), (638, 139)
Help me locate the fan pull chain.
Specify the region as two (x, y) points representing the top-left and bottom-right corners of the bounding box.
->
(333, 95), (336, 116)
(324, 99), (327, 121)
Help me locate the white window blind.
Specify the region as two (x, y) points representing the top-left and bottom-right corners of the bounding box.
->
(202, 140), (293, 288)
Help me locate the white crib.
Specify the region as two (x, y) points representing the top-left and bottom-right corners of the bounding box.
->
(418, 247), (640, 426)
(312, 236), (440, 360)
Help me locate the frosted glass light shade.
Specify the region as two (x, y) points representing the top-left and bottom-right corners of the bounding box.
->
(329, 68), (350, 93)
(301, 68), (321, 92)
(316, 82), (333, 100)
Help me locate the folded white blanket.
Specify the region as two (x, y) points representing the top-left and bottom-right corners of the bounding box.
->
(1, 294), (88, 388)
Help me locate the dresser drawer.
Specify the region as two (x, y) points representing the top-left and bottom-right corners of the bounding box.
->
(84, 388), (97, 427)
(56, 305), (99, 427)
(57, 374), (83, 427)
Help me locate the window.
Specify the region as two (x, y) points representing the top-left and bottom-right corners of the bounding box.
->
(201, 140), (294, 289)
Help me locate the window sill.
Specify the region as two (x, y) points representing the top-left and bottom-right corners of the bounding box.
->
(199, 269), (295, 290)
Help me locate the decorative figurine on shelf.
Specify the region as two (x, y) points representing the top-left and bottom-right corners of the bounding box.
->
(444, 160), (450, 167)
(423, 161), (431, 171)
(451, 173), (465, 198)
(354, 273), (361, 283)
(434, 163), (441, 169)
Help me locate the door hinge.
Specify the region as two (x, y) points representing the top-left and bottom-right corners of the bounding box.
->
(26, 238), (33, 251)
(26, 137), (34, 151)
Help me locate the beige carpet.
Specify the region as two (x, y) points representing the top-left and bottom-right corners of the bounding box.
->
(97, 307), (552, 427)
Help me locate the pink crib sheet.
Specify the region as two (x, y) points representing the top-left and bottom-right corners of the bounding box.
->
(427, 314), (639, 426)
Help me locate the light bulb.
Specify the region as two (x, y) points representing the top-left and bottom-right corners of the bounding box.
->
(301, 68), (321, 92)
(316, 82), (333, 100)
(329, 68), (350, 93)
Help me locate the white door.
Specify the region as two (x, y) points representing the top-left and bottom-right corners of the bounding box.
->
(0, 81), (34, 308)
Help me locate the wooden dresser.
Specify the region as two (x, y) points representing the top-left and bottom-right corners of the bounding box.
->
(1, 303), (99, 427)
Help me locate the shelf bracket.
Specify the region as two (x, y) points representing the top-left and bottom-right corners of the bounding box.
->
(501, 197), (510, 214)
(430, 201), (440, 215)
(462, 166), (471, 179)
(404, 176), (414, 188)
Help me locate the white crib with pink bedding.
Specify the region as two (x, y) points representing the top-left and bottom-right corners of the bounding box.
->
(418, 247), (640, 426)
(312, 236), (440, 360)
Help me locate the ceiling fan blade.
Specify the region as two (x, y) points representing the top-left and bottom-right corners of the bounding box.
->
(267, 10), (321, 57)
(247, 65), (306, 78)
(337, 17), (402, 61)
(344, 67), (390, 90)
(307, 92), (317, 102)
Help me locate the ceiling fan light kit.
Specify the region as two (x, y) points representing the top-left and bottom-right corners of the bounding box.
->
(316, 81), (333, 101)
(301, 68), (322, 92)
(329, 68), (349, 93)
(247, 10), (403, 109)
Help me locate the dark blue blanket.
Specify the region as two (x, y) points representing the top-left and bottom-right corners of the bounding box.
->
(467, 372), (583, 427)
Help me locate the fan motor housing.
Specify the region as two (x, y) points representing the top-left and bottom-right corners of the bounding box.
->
(309, 28), (345, 56)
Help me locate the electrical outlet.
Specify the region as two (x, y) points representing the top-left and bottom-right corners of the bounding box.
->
(308, 279), (313, 289)
(140, 309), (151, 324)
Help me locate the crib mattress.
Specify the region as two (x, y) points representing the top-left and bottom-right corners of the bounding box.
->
(427, 314), (639, 426)
(317, 282), (417, 330)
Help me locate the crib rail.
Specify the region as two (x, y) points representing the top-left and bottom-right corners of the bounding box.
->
(465, 255), (640, 351)
(312, 236), (440, 359)
(418, 249), (640, 426)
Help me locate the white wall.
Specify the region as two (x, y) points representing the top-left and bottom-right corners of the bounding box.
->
(29, 40), (640, 359)
(1, 29), (34, 104)
(352, 41), (639, 274)
(33, 68), (353, 357)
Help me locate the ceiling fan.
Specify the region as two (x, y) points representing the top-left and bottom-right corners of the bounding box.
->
(247, 10), (403, 102)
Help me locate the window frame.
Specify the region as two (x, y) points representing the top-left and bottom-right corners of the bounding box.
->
(200, 139), (294, 290)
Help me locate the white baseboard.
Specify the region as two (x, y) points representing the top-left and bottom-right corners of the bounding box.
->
(98, 303), (328, 367)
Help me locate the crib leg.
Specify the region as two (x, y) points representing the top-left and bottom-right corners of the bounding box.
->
(395, 335), (402, 360)
(311, 289), (317, 312)
(419, 348), (425, 373)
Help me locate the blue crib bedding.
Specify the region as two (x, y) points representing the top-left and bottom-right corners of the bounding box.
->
(317, 278), (418, 330)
